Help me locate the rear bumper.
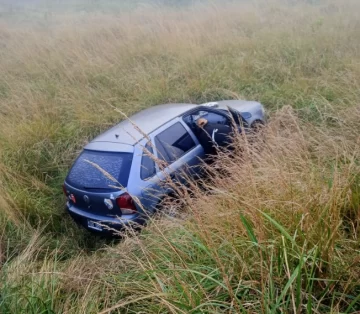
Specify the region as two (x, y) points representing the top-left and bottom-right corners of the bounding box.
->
(66, 202), (146, 234)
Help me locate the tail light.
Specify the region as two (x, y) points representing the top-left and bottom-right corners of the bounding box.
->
(116, 193), (137, 215)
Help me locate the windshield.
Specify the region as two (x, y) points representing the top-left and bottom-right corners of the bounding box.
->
(66, 150), (133, 190)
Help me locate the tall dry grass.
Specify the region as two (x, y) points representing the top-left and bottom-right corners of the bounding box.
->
(0, 0), (360, 313)
(2, 106), (360, 313)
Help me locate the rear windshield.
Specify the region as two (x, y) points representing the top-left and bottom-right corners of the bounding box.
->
(66, 150), (133, 190)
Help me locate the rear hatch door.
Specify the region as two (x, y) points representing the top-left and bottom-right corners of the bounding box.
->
(64, 150), (133, 217)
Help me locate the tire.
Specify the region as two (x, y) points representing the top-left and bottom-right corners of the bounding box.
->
(250, 120), (265, 133)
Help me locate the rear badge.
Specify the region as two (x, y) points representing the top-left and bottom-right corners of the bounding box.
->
(83, 195), (89, 203)
(104, 198), (113, 210)
(69, 194), (76, 203)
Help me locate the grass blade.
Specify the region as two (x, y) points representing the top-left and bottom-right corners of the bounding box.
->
(239, 213), (258, 245)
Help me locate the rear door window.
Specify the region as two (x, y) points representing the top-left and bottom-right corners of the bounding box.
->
(140, 142), (156, 180)
(67, 150), (133, 190)
(154, 122), (196, 164)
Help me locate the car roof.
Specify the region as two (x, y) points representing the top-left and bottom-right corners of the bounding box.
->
(86, 103), (198, 149)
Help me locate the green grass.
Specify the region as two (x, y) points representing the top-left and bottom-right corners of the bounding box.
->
(0, 0), (360, 313)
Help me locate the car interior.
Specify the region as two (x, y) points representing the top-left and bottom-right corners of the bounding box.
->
(154, 122), (196, 164)
(183, 109), (230, 136)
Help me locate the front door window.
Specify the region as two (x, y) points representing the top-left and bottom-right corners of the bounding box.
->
(154, 122), (196, 164)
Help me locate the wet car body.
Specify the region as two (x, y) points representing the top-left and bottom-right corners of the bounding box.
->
(63, 100), (266, 234)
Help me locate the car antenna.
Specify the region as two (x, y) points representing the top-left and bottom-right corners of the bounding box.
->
(115, 134), (119, 139)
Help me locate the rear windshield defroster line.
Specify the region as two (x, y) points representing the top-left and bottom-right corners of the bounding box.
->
(66, 150), (133, 191)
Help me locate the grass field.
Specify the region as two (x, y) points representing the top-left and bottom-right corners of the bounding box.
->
(0, 0), (359, 313)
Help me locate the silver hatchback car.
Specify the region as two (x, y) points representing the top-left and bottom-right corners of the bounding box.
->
(63, 100), (265, 234)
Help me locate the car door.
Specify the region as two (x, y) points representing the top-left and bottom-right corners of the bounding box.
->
(152, 118), (205, 189)
(226, 106), (250, 128)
